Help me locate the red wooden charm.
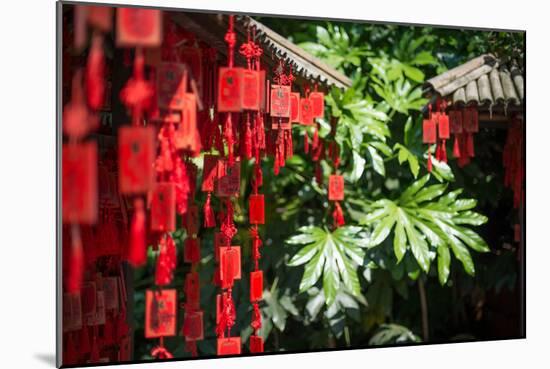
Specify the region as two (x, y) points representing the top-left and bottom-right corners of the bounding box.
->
(62, 142), (98, 224)
(219, 246), (241, 288)
(185, 272), (200, 310)
(150, 182), (176, 232)
(201, 154), (219, 192)
(241, 69), (260, 110)
(145, 289), (176, 338)
(185, 205), (199, 236)
(449, 110), (463, 134)
(217, 337), (241, 355)
(217, 67), (243, 112)
(463, 107), (479, 133)
(183, 310), (204, 341)
(116, 8), (162, 47)
(118, 126), (155, 194)
(328, 175), (344, 201)
(438, 113), (450, 139)
(216, 159), (241, 197)
(270, 85), (291, 118)
(249, 194), (265, 225)
(290, 92), (300, 123)
(249, 335), (264, 354)
(184, 238), (201, 263)
(309, 91), (325, 118)
(250, 270), (263, 302)
(300, 97), (314, 125)
(423, 118), (436, 144)
(157, 62), (187, 111)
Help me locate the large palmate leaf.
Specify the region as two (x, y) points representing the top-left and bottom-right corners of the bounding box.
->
(286, 226), (368, 306)
(369, 324), (421, 345)
(361, 175), (489, 285)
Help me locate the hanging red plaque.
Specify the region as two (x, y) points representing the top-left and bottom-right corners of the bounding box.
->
(184, 238), (201, 263)
(270, 85), (291, 118)
(183, 311), (204, 341)
(157, 62), (187, 111)
(217, 337), (241, 355)
(185, 272), (200, 310)
(438, 114), (450, 139)
(216, 159), (241, 197)
(201, 154), (219, 192)
(250, 270), (263, 302)
(241, 69), (260, 110)
(62, 142), (98, 224)
(249, 335), (264, 353)
(249, 194), (265, 225)
(422, 118), (436, 144)
(449, 110), (463, 134)
(219, 246), (241, 288)
(290, 92), (300, 123)
(145, 289), (176, 338)
(116, 8), (162, 47)
(328, 175), (344, 201)
(185, 205), (199, 236)
(217, 67), (243, 112)
(463, 107), (479, 133)
(150, 182), (176, 232)
(309, 91), (325, 118)
(118, 126), (156, 194)
(300, 97), (314, 125)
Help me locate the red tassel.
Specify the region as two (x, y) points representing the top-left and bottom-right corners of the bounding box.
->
(435, 142), (441, 161)
(85, 34), (105, 111)
(251, 302), (262, 330)
(67, 225), (84, 293)
(332, 202), (345, 228)
(224, 114), (235, 166)
(128, 198), (146, 267)
(304, 131), (309, 154)
(453, 135), (461, 158)
(467, 133), (475, 157)
(274, 147), (280, 175)
(204, 192), (216, 228)
(312, 123), (319, 150)
(285, 130), (293, 159)
(245, 117), (253, 159)
(427, 150), (433, 173)
(185, 341), (198, 357)
(441, 140), (447, 163)
(315, 162), (323, 186)
(151, 344), (174, 359)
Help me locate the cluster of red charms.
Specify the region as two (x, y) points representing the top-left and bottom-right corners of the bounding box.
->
(423, 98), (479, 171)
(62, 6), (132, 365)
(503, 115), (524, 209)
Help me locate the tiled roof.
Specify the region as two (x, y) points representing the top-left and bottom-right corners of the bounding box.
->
(424, 54), (524, 110)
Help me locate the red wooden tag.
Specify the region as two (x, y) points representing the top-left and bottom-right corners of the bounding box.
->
(328, 175), (344, 201)
(118, 125), (155, 194)
(157, 62), (187, 111)
(145, 289), (177, 338)
(259, 70), (267, 111)
(270, 85), (291, 118)
(215, 232), (231, 261)
(150, 182), (176, 232)
(219, 246), (241, 288)
(185, 272), (200, 310)
(463, 107), (479, 133)
(183, 310), (204, 341)
(218, 67), (243, 112)
(271, 117), (291, 130)
(250, 270), (263, 302)
(422, 118), (436, 144)
(300, 97), (314, 125)
(309, 91), (325, 118)
(449, 110), (463, 134)
(290, 92), (300, 123)
(217, 337), (241, 355)
(216, 159), (241, 197)
(249, 194), (265, 225)
(185, 205), (199, 236)
(438, 113), (450, 139)
(87, 6), (113, 32)
(184, 237), (201, 263)
(241, 70), (260, 110)
(62, 142), (98, 224)
(202, 154), (219, 192)
(116, 8), (162, 47)
(249, 335), (264, 354)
